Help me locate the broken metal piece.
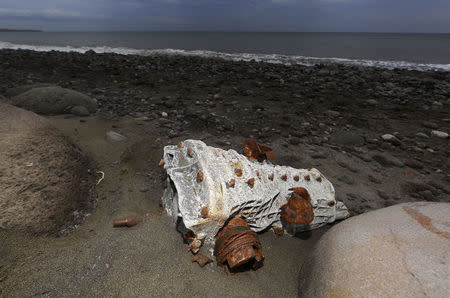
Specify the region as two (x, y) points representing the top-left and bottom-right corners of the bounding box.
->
(243, 139), (275, 162)
(162, 139), (349, 247)
(113, 215), (142, 227)
(214, 217), (264, 270)
(192, 253), (213, 267)
(281, 187), (314, 225)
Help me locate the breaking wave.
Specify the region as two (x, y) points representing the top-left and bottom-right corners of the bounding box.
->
(0, 40), (449, 72)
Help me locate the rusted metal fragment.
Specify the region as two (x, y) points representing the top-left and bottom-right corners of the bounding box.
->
(192, 253), (213, 267)
(162, 139), (349, 247)
(214, 217), (264, 271)
(281, 187), (314, 225)
(243, 139), (275, 162)
(113, 215), (142, 227)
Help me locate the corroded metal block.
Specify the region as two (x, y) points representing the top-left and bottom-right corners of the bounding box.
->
(162, 140), (349, 245)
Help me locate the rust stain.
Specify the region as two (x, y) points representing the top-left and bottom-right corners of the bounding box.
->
(201, 206), (209, 218)
(403, 207), (450, 240)
(158, 159), (165, 166)
(316, 176), (322, 182)
(187, 147), (193, 157)
(268, 173), (274, 181)
(197, 171), (204, 182)
(294, 175), (300, 181)
(247, 178), (255, 187)
(235, 168), (243, 177)
(162, 180), (168, 189)
(178, 141), (183, 147)
(304, 174), (310, 181)
(281, 187), (314, 225)
(228, 178), (236, 188)
(281, 174), (287, 181)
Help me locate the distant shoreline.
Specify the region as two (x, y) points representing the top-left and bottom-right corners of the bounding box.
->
(0, 29), (42, 32)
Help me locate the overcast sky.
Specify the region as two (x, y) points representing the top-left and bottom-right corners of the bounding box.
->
(0, 0), (449, 32)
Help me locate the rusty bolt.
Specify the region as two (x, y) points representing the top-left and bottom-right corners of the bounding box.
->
(256, 170), (260, 178)
(294, 175), (300, 181)
(247, 178), (255, 187)
(187, 147), (193, 157)
(201, 206), (209, 218)
(328, 200), (335, 207)
(228, 178), (236, 188)
(281, 174), (287, 181)
(304, 174), (310, 181)
(316, 176), (322, 182)
(158, 159), (165, 166)
(281, 187), (314, 225)
(197, 171), (204, 182)
(113, 215), (142, 228)
(163, 180), (168, 189)
(235, 168), (243, 177)
(268, 173), (274, 181)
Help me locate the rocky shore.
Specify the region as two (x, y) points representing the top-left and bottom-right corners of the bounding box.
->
(0, 48), (449, 296)
(1, 49), (449, 214)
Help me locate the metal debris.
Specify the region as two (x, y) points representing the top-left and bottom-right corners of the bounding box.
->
(192, 253), (213, 267)
(214, 217), (264, 271)
(161, 139), (349, 248)
(113, 215), (142, 227)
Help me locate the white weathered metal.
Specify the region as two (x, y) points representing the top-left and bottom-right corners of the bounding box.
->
(162, 140), (349, 245)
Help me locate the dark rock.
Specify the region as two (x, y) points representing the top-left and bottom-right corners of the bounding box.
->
(11, 87), (97, 115)
(329, 131), (365, 147)
(404, 159), (424, 170)
(71, 105), (90, 116)
(368, 175), (382, 184)
(6, 83), (54, 98)
(371, 153), (404, 168)
(338, 175), (354, 185)
(289, 137), (301, 145)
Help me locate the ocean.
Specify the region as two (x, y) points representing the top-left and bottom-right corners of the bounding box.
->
(0, 31), (449, 71)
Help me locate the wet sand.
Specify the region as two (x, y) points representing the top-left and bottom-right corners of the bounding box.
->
(0, 115), (328, 297)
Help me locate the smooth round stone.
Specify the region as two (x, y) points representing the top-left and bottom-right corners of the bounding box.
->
(298, 202), (450, 297)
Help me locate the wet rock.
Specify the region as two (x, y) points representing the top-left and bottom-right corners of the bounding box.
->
(289, 137), (301, 145)
(431, 130), (448, 139)
(6, 83), (54, 97)
(299, 202), (450, 297)
(405, 159), (424, 170)
(11, 86), (97, 115)
(415, 132), (429, 139)
(421, 121), (438, 129)
(371, 153), (404, 168)
(329, 131), (365, 147)
(71, 105), (90, 116)
(105, 131), (127, 142)
(381, 134), (401, 146)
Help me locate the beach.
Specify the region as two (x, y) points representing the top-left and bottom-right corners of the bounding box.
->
(0, 48), (449, 296)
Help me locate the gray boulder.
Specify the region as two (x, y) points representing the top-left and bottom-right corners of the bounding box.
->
(71, 105), (90, 116)
(11, 86), (97, 115)
(299, 202), (450, 297)
(6, 83), (54, 98)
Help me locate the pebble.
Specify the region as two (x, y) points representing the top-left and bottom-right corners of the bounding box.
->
(371, 153), (404, 168)
(289, 137), (301, 145)
(161, 112), (168, 117)
(139, 187), (149, 193)
(415, 132), (429, 139)
(381, 134), (401, 146)
(105, 131), (127, 142)
(431, 130), (448, 139)
(404, 159), (424, 170)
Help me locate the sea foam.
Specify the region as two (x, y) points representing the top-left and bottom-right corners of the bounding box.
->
(0, 40), (449, 72)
